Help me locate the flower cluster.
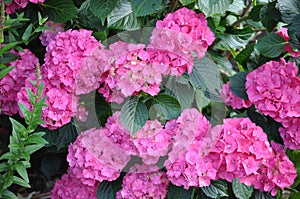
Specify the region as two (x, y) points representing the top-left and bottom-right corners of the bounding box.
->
(221, 82), (252, 109)
(166, 117), (297, 196)
(39, 21), (65, 46)
(67, 128), (131, 186)
(0, 49), (38, 116)
(116, 165), (169, 199)
(19, 29), (101, 129)
(149, 7), (215, 65)
(50, 168), (98, 199)
(277, 28), (300, 58)
(246, 58), (300, 149)
(5, 0), (45, 14)
(165, 109), (212, 189)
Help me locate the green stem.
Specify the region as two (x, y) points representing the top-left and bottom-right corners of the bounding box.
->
(0, 0), (5, 44)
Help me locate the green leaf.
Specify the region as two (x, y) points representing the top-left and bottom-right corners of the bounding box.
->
(0, 42), (18, 55)
(26, 88), (35, 106)
(0, 66), (15, 79)
(277, 0), (300, 24)
(90, 0), (118, 23)
(2, 190), (18, 199)
(24, 144), (45, 154)
(256, 32), (287, 58)
(289, 193), (300, 199)
(235, 44), (255, 66)
(56, 122), (78, 150)
(121, 96), (148, 135)
(107, 0), (142, 30)
(195, 89), (210, 112)
(189, 56), (223, 101)
(0, 162), (9, 172)
(97, 179), (122, 199)
(10, 118), (27, 139)
(166, 184), (193, 199)
(0, 152), (15, 160)
(43, 0), (76, 23)
(232, 178), (253, 199)
(4, 0), (13, 4)
(165, 76), (194, 110)
(207, 50), (234, 76)
(27, 132), (48, 145)
(179, 0), (196, 6)
(0, 52), (18, 64)
(151, 93), (181, 120)
(95, 92), (112, 127)
(259, 2), (281, 32)
(15, 162), (29, 183)
(201, 180), (229, 198)
(218, 27), (255, 49)
(131, 0), (162, 17)
(229, 72), (249, 100)
(18, 103), (30, 124)
(248, 4), (264, 22)
(78, 0), (104, 30)
(286, 150), (300, 188)
(198, 0), (234, 17)
(227, 0), (245, 14)
(21, 24), (33, 41)
(286, 14), (300, 37)
(13, 176), (30, 188)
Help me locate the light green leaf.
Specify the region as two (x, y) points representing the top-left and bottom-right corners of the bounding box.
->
(256, 32), (287, 58)
(218, 27), (255, 49)
(27, 132), (48, 145)
(43, 0), (76, 23)
(198, 0), (234, 17)
(2, 190), (18, 199)
(195, 89), (210, 112)
(13, 176), (30, 188)
(232, 178), (253, 199)
(90, 0), (118, 23)
(0, 66), (15, 79)
(15, 162), (29, 183)
(121, 96), (148, 135)
(201, 180), (229, 198)
(131, 0), (162, 17)
(10, 118), (27, 139)
(21, 24), (33, 41)
(151, 93), (181, 120)
(24, 144), (45, 154)
(179, 0), (196, 6)
(0, 42), (18, 55)
(108, 12), (143, 31)
(0, 162), (9, 172)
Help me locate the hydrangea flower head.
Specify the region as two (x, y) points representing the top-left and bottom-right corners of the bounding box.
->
(0, 49), (38, 116)
(50, 168), (98, 199)
(67, 128), (131, 186)
(149, 7), (215, 71)
(116, 165), (169, 199)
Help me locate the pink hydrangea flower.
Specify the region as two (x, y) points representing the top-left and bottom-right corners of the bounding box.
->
(67, 128), (131, 186)
(39, 21), (65, 46)
(277, 28), (300, 58)
(18, 29), (102, 129)
(50, 168), (98, 199)
(221, 82), (252, 109)
(279, 117), (300, 150)
(246, 58), (300, 121)
(0, 49), (38, 116)
(116, 165), (169, 199)
(5, 0), (44, 14)
(149, 7), (215, 69)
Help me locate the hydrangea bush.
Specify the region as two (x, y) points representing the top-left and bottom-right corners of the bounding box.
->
(1, 0), (300, 199)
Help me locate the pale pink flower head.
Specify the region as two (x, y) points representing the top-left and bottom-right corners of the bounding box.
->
(277, 28), (300, 58)
(1, 49), (38, 116)
(39, 21), (65, 46)
(50, 167), (98, 199)
(221, 82), (252, 109)
(67, 128), (131, 186)
(149, 7), (215, 68)
(116, 165), (169, 199)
